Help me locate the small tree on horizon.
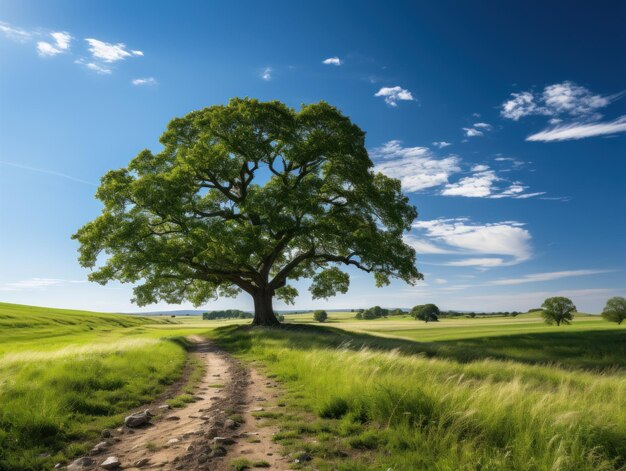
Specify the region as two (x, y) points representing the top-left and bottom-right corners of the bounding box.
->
(602, 297), (626, 325)
(411, 304), (440, 322)
(313, 310), (328, 322)
(541, 297), (576, 326)
(72, 98), (422, 326)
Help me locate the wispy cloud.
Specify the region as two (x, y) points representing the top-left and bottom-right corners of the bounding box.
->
(442, 168), (498, 197)
(441, 164), (543, 199)
(85, 38), (143, 62)
(374, 86), (415, 107)
(371, 140), (460, 192)
(37, 31), (71, 57)
(527, 116), (626, 142)
(501, 81), (625, 142)
(412, 218), (532, 267)
(0, 21), (33, 42)
(0, 21), (144, 77)
(463, 122), (492, 138)
(0, 160), (97, 186)
(0, 278), (86, 292)
(322, 56), (342, 66)
(75, 58), (111, 74)
(403, 236), (456, 255)
(491, 269), (612, 286)
(132, 77), (158, 86)
(432, 141), (452, 148)
(261, 67), (272, 81)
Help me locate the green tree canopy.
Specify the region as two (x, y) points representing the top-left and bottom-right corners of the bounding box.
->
(602, 297), (626, 325)
(541, 297), (576, 326)
(313, 310), (328, 322)
(411, 303), (440, 322)
(73, 98), (421, 326)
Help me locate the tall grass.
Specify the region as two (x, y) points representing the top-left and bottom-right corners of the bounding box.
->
(214, 325), (626, 470)
(0, 303), (190, 471)
(0, 339), (186, 470)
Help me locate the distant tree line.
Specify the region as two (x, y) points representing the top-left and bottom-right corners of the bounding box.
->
(202, 309), (253, 320)
(352, 296), (626, 327)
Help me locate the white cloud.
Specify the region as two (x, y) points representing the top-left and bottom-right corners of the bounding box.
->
(37, 31), (71, 56)
(372, 142), (540, 198)
(403, 235), (456, 254)
(473, 122), (492, 129)
(85, 38), (143, 62)
(501, 81), (613, 121)
(75, 58), (112, 74)
(501, 91), (540, 121)
(51, 31), (71, 49)
(432, 141), (452, 148)
(446, 257), (506, 267)
(0, 278), (85, 291)
(261, 67), (272, 81)
(463, 127), (483, 137)
(442, 169), (499, 197)
(412, 218), (532, 267)
(491, 269), (612, 286)
(526, 116), (626, 142)
(322, 56), (342, 66)
(132, 77), (157, 86)
(441, 165), (541, 199)
(374, 86), (415, 107)
(0, 21), (33, 42)
(463, 122), (492, 138)
(372, 140), (460, 192)
(542, 82), (609, 117)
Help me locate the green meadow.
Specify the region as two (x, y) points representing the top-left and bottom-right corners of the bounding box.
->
(213, 315), (626, 470)
(0, 303), (624, 470)
(0, 303), (221, 470)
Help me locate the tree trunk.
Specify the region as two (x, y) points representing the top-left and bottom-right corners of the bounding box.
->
(251, 289), (280, 326)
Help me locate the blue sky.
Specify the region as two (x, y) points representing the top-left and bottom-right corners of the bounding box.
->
(1, 0), (625, 313)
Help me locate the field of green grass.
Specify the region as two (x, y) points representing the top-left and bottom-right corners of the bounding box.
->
(1, 302), (624, 470)
(212, 311), (626, 470)
(0, 303), (234, 470)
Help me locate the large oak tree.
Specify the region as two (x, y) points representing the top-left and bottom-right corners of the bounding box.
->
(73, 98), (421, 325)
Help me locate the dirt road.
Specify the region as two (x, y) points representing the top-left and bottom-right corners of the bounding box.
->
(71, 336), (290, 470)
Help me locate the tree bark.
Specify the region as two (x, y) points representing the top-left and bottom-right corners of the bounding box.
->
(251, 288), (280, 326)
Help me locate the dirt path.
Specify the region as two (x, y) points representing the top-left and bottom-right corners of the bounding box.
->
(74, 337), (290, 471)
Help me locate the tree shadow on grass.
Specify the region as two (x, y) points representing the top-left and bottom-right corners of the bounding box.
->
(214, 323), (626, 372)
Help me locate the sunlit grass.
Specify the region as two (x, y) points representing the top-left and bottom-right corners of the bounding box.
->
(213, 324), (626, 470)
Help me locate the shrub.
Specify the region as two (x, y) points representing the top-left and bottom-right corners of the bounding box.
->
(313, 310), (328, 322)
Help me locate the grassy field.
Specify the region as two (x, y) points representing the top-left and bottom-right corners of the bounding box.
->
(0, 303), (229, 470)
(212, 312), (626, 470)
(0, 303), (624, 470)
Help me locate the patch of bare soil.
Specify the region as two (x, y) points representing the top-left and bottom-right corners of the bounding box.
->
(70, 337), (290, 471)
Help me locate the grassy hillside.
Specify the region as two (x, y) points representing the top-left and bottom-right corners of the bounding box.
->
(0, 303), (190, 470)
(1, 303), (624, 470)
(213, 319), (626, 470)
